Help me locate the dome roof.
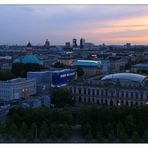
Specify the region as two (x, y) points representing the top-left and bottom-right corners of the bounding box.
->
(27, 42), (32, 47)
(22, 55), (43, 65)
(101, 73), (148, 84)
(13, 59), (21, 63)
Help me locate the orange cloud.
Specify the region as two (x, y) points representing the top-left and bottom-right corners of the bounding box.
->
(82, 15), (148, 44)
(107, 36), (148, 43)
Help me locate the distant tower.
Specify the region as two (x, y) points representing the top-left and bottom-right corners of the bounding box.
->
(26, 42), (32, 54)
(44, 39), (50, 49)
(80, 38), (85, 49)
(65, 42), (71, 48)
(73, 38), (77, 48)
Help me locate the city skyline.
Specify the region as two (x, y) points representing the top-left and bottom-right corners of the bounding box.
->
(1, 5), (148, 45)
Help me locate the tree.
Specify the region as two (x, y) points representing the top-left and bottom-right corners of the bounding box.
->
(26, 123), (38, 142)
(51, 88), (74, 107)
(132, 131), (140, 143)
(62, 123), (72, 140)
(124, 115), (136, 136)
(54, 62), (66, 68)
(0, 70), (15, 81)
(53, 62), (72, 69)
(0, 123), (7, 138)
(76, 67), (84, 77)
(85, 129), (93, 141)
(119, 128), (127, 142)
(39, 121), (48, 141)
(11, 63), (25, 77)
(108, 129), (115, 142)
(11, 63), (44, 78)
(82, 122), (93, 141)
(21, 122), (28, 139)
(143, 130), (148, 142)
(50, 123), (62, 139)
(96, 131), (103, 143)
(61, 110), (73, 125)
(26, 130), (34, 142)
(9, 123), (18, 138)
(31, 123), (38, 139)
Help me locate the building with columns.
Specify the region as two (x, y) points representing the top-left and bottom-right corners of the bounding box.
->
(67, 73), (148, 107)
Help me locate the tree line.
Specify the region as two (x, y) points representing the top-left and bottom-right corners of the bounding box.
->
(1, 105), (148, 142)
(0, 107), (73, 142)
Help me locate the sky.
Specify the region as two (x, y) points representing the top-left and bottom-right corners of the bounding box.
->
(0, 5), (148, 45)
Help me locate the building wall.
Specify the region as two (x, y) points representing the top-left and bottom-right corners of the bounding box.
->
(58, 58), (73, 66)
(131, 66), (148, 73)
(110, 59), (128, 73)
(0, 79), (36, 101)
(77, 66), (103, 77)
(67, 85), (148, 107)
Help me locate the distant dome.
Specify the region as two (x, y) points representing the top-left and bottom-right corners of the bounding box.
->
(13, 59), (21, 63)
(22, 55), (43, 65)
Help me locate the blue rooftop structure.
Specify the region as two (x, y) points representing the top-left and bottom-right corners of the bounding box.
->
(72, 60), (102, 67)
(13, 55), (43, 65)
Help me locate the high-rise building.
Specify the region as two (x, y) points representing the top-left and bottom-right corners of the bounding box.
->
(80, 38), (85, 49)
(73, 38), (77, 48)
(44, 39), (50, 48)
(65, 42), (71, 48)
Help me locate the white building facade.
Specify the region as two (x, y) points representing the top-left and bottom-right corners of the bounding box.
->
(67, 73), (148, 107)
(0, 78), (36, 101)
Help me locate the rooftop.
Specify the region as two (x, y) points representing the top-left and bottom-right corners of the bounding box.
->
(101, 73), (148, 84)
(132, 63), (148, 68)
(72, 60), (102, 67)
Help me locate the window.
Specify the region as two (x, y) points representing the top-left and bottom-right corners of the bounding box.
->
(131, 101), (133, 106)
(111, 90), (114, 97)
(140, 92), (143, 100)
(131, 92), (133, 99)
(84, 97), (86, 103)
(97, 89), (99, 96)
(73, 87), (76, 94)
(105, 89), (108, 97)
(79, 96), (82, 102)
(92, 98), (95, 103)
(78, 88), (81, 94)
(101, 89), (104, 96)
(88, 89), (90, 95)
(92, 89), (95, 96)
(135, 92), (138, 99)
(101, 99), (103, 104)
(84, 88), (86, 95)
(126, 92), (129, 99)
(116, 90), (119, 98)
(97, 100), (99, 104)
(121, 91), (124, 98)
(110, 100), (113, 106)
(105, 99), (108, 105)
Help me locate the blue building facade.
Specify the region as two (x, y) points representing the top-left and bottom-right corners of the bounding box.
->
(27, 69), (77, 91)
(51, 69), (76, 87)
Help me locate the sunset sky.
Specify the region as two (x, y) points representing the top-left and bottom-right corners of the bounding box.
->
(0, 5), (148, 45)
